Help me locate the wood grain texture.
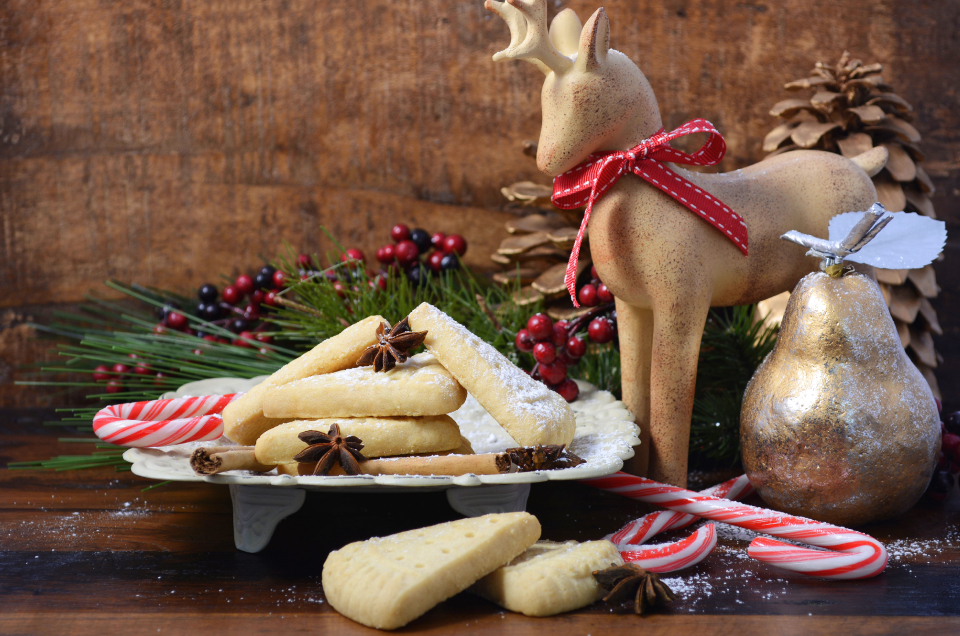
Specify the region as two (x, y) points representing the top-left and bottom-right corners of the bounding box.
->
(1, 0), (957, 404)
(2, 409), (960, 633)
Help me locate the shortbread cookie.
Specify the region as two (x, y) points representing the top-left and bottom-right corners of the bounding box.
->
(323, 513), (541, 630)
(408, 303), (576, 446)
(261, 352), (467, 419)
(471, 540), (623, 617)
(254, 415), (462, 464)
(222, 315), (386, 444)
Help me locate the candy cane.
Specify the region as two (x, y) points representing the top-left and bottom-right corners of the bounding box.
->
(93, 393), (242, 447)
(584, 473), (887, 580)
(620, 523), (717, 573)
(608, 475), (753, 573)
(611, 474), (753, 545)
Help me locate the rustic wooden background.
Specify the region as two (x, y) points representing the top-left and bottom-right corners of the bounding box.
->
(1, 0), (958, 407)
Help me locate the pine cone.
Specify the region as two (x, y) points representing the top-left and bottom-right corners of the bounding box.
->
(491, 143), (595, 320)
(765, 52), (942, 396)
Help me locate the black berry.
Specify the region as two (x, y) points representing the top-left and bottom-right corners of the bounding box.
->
(254, 271), (274, 290)
(198, 284), (218, 303)
(410, 228), (432, 253)
(944, 411), (960, 436)
(439, 253), (460, 272)
(260, 265), (277, 278)
(407, 263), (430, 286)
(230, 318), (249, 333)
(202, 303), (222, 321)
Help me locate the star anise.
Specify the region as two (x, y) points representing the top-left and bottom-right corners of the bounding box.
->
(292, 423), (366, 476)
(505, 444), (586, 471)
(356, 316), (428, 372)
(592, 563), (677, 615)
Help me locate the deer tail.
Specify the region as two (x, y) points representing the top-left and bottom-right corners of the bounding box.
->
(850, 146), (888, 177)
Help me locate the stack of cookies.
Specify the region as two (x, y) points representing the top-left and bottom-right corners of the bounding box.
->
(219, 303), (577, 474)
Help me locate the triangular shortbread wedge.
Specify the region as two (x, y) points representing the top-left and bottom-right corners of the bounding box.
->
(322, 513), (541, 630)
(471, 540), (622, 616)
(408, 303), (576, 446)
(262, 352), (466, 419)
(254, 415), (462, 464)
(222, 315), (386, 444)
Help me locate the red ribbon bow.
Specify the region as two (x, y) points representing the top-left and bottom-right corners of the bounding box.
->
(551, 119), (748, 306)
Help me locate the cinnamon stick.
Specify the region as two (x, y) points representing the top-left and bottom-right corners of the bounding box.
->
(190, 446), (276, 475)
(296, 452), (516, 477)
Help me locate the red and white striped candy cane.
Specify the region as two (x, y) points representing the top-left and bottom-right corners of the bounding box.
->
(584, 473), (888, 580)
(619, 523), (718, 573)
(611, 474), (753, 545)
(93, 393), (242, 447)
(609, 475), (753, 573)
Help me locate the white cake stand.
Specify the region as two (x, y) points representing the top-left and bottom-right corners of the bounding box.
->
(125, 377), (638, 553)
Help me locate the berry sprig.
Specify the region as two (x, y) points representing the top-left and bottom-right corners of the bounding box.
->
(927, 399), (960, 502)
(515, 268), (618, 402)
(377, 224), (468, 284)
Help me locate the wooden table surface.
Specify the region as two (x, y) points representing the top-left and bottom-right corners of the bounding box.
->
(2, 408), (959, 635)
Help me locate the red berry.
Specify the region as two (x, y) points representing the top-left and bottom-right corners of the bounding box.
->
(526, 313), (553, 342)
(533, 342), (557, 364)
(597, 283), (614, 303)
(105, 380), (123, 394)
(539, 359), (567, 385)
(566, 336), (587, 358)
(166, 311), (188, 330)
(134, 363), (152, 375)
(431, 232), (446, 249)
(222, 285), (242, 305)
(442, 234), (468, 256)
(153, 324), (167, 335)
(555, 378), (580, 402)
(112, 363), (131, 375)
(234, 331), (256, 347)
(550, 321), (568, 347)
(202, 335), (218, 343)
(588, 317), (615, 344)
(341, 248), (364, 266)
(92, 365), (113, 382)
(391, 224), (411, 243)
(578, 284), (599, 307)
(251, 290), (265, 304)
(332, 281), (346, 298)
(154, 372), (167, 386)
(943, 433), (960, 464)
(937, 451), (952, 472)
(127, 353), (139, 360)
(935, 397), (942, 413)
(297, 254), (314, 270)
(376, 244), (396, 264)
(258, 347), (271, 355)
(264, 291), (279, 307)
(558, 351), (579, 367)
(255, 333), (273, 344)
(272, 270), (286, 288)
(515, 329), (535, 353)
(395, 240), (420, 266)
(235, 274), (254, 295)
(374, 275), (388, 291)
(590, 265), (598, 279)
(192, 348), (204, 356)
(427, 251), (445, 272)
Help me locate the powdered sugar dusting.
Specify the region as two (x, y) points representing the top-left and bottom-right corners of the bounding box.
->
(412, 303), (575, 445)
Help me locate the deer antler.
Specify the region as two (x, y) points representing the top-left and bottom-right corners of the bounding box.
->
(485, 0), (573, 76)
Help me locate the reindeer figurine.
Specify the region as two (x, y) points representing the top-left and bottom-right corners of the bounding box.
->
(485, 0), (888, 487)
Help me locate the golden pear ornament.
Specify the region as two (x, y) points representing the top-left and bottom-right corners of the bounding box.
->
(741, 205), (945, 526)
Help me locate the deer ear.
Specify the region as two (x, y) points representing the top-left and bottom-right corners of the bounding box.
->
(575, 8), (610, 73)
(549, 9), (582, 56)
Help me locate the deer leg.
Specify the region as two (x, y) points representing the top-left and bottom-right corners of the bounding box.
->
(615, 300), (653, 477)
(646, 297), (712, 488)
